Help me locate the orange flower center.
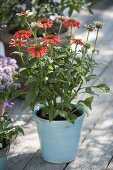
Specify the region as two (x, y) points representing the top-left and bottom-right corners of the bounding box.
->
(15, 39), (21, 45)
(41, 19), (49, 24)
(47, 35), (55, 39)
(35, 44), (42, 51)
(20, 30), (26, 34)
(68, 19), (76, 22)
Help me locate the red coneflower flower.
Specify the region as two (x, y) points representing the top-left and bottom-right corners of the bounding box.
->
(14, 30), (32, 39)
(42, 35), (60, 45)
(35, 18), (53, 29)
(64, 19), (80, 28)
(71, 38), (84, 46)
(28, 44), (48, 57)
(9, 39), (27, 47)
(16, 10), (31, 17)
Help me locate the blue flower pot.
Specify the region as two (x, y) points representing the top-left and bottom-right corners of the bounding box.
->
(0, 157), (7, 170)
(0, 146), (9, 170)
(33, 104), (85, 163)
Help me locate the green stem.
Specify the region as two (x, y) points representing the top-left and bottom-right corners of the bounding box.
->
(53, 96), (57, 107)
(58, 21), (63, 35)
(76, 80), (83, 92)
(86, 30), (90, 42)
(50, 45), (54, 58)
(82, 31), (90, 59)
(72, 44), (77, 64)
(80, 85), (99, 90)
(70, 27), (73, 37)
(45, 28), (47, 36)
(91, 29), (99, 58)
(39, 59), (43, 86)
(18, 47), (25, 66)
(94, 29), (99, 51)
(25, 18), (37, 44)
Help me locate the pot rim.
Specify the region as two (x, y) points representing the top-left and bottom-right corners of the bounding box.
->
(33, 103), (85, 123)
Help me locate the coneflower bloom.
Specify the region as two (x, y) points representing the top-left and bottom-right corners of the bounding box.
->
(94, 21), (104, 29)
(84, 24), (95, 32)
(16, 10), (31, 17)
(64, 19), (80, 28)
(9, 38), (27, 47)
(56, 15), (68, 22)
(71, 38), (84, 46)
(35, 18), (53, 29)
(28, 44), (48, 57)
(42, 35), (60, 45)
(14, 30), (32, 39)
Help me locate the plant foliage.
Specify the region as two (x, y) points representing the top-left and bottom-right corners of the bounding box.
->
(9, 13), (110, 123)
(0, 114), (24, 150)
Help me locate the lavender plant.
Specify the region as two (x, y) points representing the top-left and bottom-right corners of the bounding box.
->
(0, 57), (18, 103)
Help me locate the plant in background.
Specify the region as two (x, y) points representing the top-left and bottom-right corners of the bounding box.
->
(9, 12), (110, 123)
(60, 0), (96, 16)
(31, 0), (96, 18)
(0, 114), (24, 150)
(0, 0), (96, 30)
(0, 57), (19, 116)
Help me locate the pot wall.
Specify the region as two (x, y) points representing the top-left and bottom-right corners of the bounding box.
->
(0, 157), (7, 170)
(33, 104), (85, 163)
(0, 146), (9, 170)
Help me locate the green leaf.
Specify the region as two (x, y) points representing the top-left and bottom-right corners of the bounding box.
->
(23, 91), (36, 110)
(78, 96), (94, 110)
(81, 75), (86, 83)
(86, 75), (97, 81)
(49, 106), (56, 121)
(77, 102), (89, 115)
(15, 126), (24, 136)
(96, 83), (111, 93)
(68, 7), (73, 16)
(66, 113), (77, 124)
(43, 86), (51, 94)
(0, 143), (3, 148)
(19, 68), (26, 72)
(85, 87), (97, 96)
(10, 89), (23, 100)
(25, 76), (36, 85)
(11, 51), (24, 57)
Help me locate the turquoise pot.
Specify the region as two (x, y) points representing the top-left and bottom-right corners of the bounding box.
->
(0, 146), (9, 170)
(0, 157), (7, 170)
(33, 104), (85, 163)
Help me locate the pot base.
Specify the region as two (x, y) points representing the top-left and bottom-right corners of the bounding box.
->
(42, 154), (75, 164)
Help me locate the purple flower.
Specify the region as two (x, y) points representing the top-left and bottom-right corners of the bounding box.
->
(0, 85), (5, 90)
(4, 101), (14, 108)
(0, 57), (18, 90)
(14, 83), (21, 89)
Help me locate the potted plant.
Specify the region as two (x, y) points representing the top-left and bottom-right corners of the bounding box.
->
(0, 114), (23, 170)
(9, 12), (110, 163)
(0, 56), (20, 117)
